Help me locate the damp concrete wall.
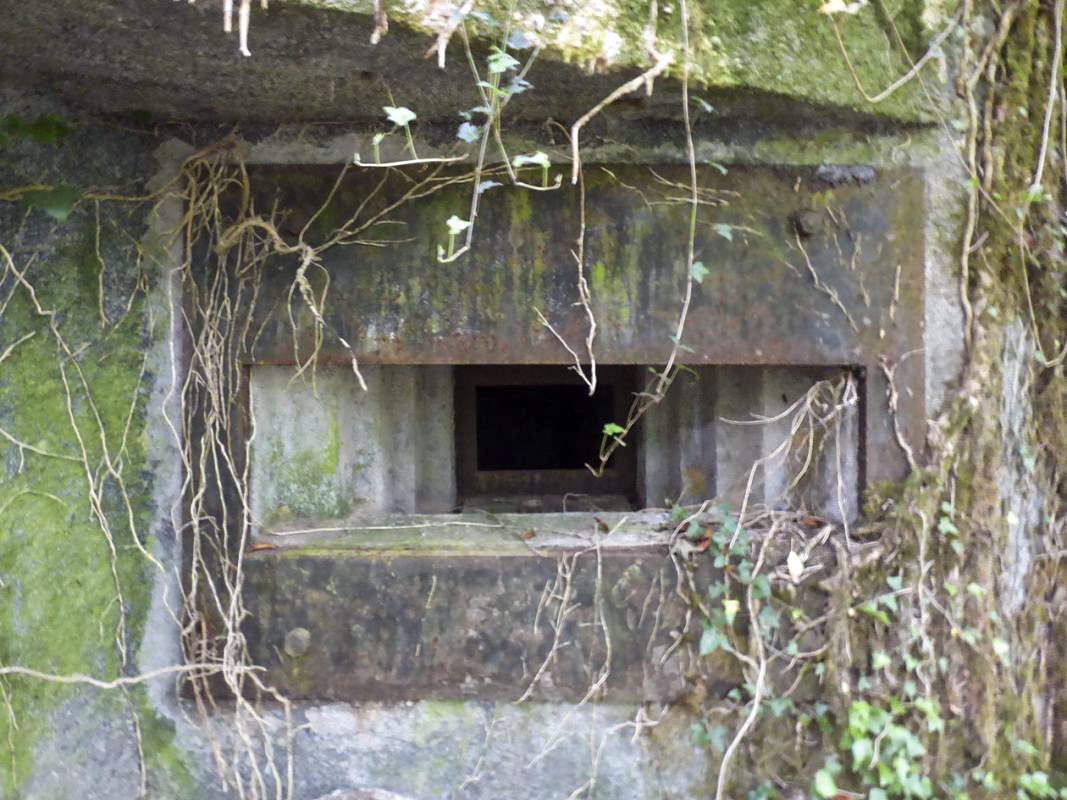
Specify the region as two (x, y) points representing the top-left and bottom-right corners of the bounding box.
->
(250, 363), (858, 524)
(1, 117), (964, 800)
(0, 2), (969, 798)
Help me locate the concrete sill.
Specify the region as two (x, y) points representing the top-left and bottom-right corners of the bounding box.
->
(241, 509), (716, 701)
(252, 509), (676, 556)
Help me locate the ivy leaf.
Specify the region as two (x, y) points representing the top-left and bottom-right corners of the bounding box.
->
(690, 722), (709, 747)
(937, 515), (959, 535)
(668, 333), (695, 354)
(707, 723), (727, 752)
(757, 605), (779, 630)
(707, 581), (728, 599)
(457, 122), (482, 143)
(723, 598), (741, 624)
(851, 736), (873, 769)
(736, 559), (753, 584)
(813, 769), (837, 799)
(690, 260), (710, 284)
(513, 151), (550, 169)
(699, 624), (727, 655)
(713, 223), (733, 241)
(878, 592), (898, 614)
(750, 574), (771, 600)
(506, 76), (533, 96)
(21, 185), (80, 222)
(445, 215), (472, 235)
(858, 603), (890, 625)
(487, 46), (520, 74)
(507, 29), (533, 50)
(383, 106), (416, 127)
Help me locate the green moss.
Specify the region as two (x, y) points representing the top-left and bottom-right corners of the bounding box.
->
(301, 0), (934, 120)
(135, 693), (198, 798)
(0, 212), (193, 794)
(263, 448), (353, 522)
(259, 389), (356, 522)
(509, 189), (533, 227)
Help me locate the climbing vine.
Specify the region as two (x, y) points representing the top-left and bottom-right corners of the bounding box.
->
(1, 1), (1066, 799)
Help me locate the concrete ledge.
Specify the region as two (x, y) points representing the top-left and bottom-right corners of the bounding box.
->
(242, 515), (733, 702)
(256, 510), (675, 553)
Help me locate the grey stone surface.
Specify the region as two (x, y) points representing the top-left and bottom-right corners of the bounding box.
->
(1, 4), (970, 787)
(250, 363), (858, 522)
(0, 0), (935, 125)
(25, 693), (142, 800)
(240, 539), (714, 702)
(312, 789), (416, 800)
(250, 365), (456, 519)
(279, 700), (708, 800)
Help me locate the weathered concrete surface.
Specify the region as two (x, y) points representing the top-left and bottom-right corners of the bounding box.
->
(205, 699), (712, 800)
(235, 164), (918, 483)
(241, 539), (711, 702)
(249, 364), (859, 520)
(0, 0), (945, 123)
(0, 89), (207, 799)
(0, 0), (970, 791)
(250, 365), (456, 520)
(244, 165), (924, 368)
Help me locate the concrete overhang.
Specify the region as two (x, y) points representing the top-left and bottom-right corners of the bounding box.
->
(0, 0), (943, 127)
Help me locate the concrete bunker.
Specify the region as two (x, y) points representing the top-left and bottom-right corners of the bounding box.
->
(0, 1), (985, 797)
(192, 160), (926, 703)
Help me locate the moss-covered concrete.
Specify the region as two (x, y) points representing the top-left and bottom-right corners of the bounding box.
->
(0, 104), (197, 797)
(309, 0), (941, 120)
(11, 0), (1052, 796)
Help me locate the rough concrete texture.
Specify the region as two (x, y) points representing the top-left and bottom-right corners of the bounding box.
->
(251, 365), (456, 519)
(251, 364), (857, 521)
(287, 700), (710, 800)
(236, 164), (923, 485)
(240, 544), (709, 701)
(23, 692), (145, 800)
(0, 0), (971, 796)
(0, 0), (946, 123)
(199, 699), (710, 800)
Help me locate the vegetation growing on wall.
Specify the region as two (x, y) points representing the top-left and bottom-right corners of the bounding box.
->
(0, 1), (1065, 799)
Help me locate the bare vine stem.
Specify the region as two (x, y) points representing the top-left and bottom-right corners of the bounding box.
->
(828, 10), (960, 104)
(569, 50), (673, 186)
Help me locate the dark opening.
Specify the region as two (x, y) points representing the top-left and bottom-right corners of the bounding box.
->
(476, 385), (615, 470)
